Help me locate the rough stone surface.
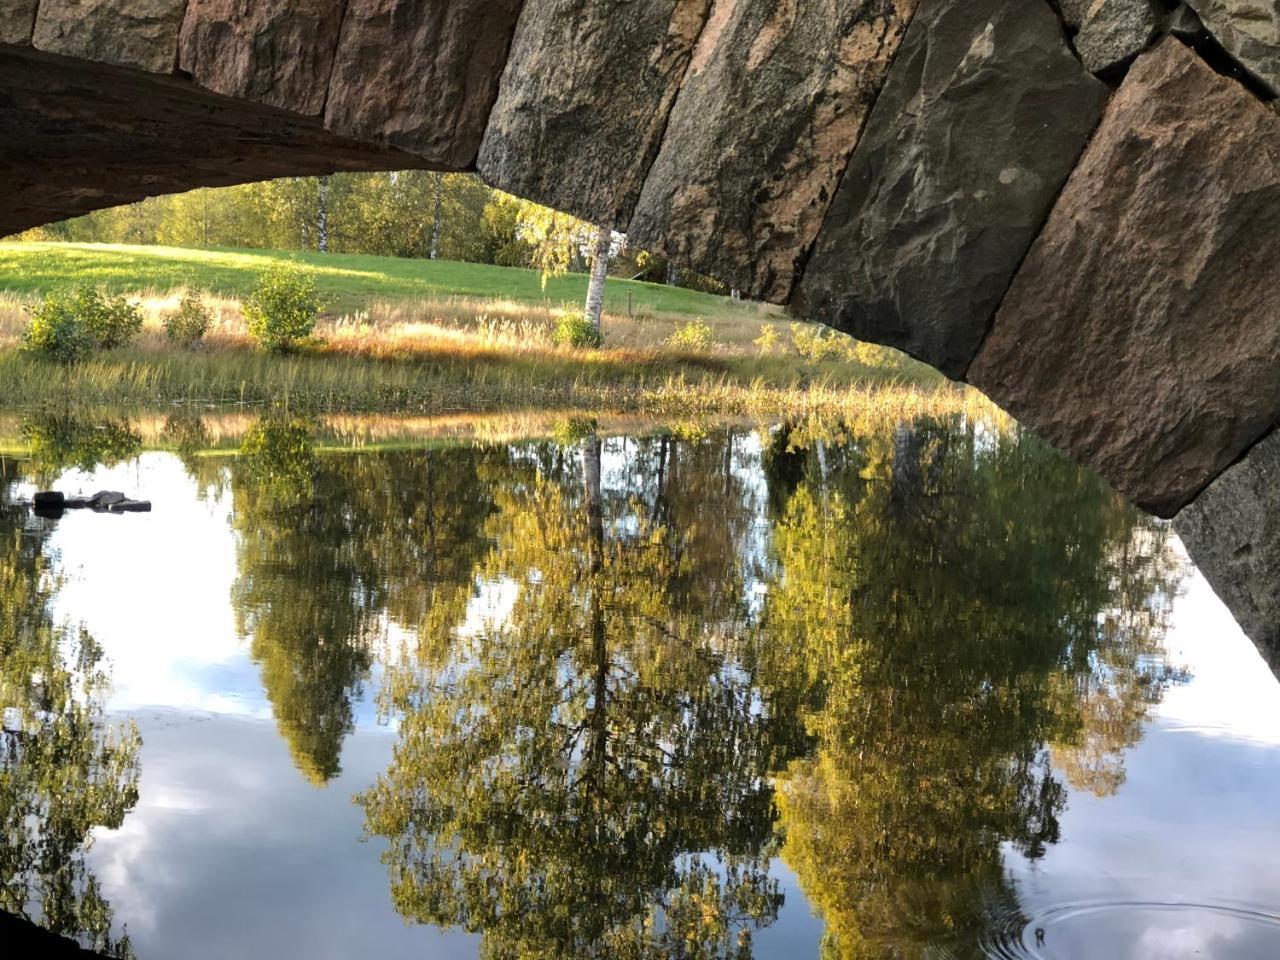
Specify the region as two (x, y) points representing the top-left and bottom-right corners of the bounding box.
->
(0, 1), (38, 45)
(325, 0), (524, 169)
(178, 0), (347, 116)
(32, 0), (185, 74)
(0, 45), (429, 238)
(968, 39), (1280, 519)
(627, 0), (921, 302)
(1060, 0), (1158, 73)
(477, 0), (712, 228)
(1176, 429), (1280, 675)
(793, 0), (1108, 380)
(1186, 0), (1280, 94)
(1166, 3), (1206, 39)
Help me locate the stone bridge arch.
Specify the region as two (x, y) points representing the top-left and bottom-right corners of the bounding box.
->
(2, 0), (1279, 664)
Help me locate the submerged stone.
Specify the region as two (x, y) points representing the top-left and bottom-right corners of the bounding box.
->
(793, 0), (1108, 379)
(969, 39), (1280, 518)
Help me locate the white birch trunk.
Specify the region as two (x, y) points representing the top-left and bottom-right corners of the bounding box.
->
(584, 222), (612, 333)
(429, 172), (443, 260)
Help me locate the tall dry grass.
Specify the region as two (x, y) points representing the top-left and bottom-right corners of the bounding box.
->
(0, 287), (956, 417)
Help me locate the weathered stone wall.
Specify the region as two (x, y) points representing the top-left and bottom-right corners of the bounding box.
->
(33, 0), (185, 74)
(476, 0), (712, 228)
(1185, 0), (1280, 94)
(178, 0), (347, 116)
(1176, 429), (1280, 672)
(0, 0), (37, 45)
(794, 0), (1108, 380)
(626, 0), (920, 302)
(325, 0), (524, 170)
(968, 38), (1280, 519)
(0, 45), (428, 236)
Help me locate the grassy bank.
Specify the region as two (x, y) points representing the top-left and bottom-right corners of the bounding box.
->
(0, 241), (956, 416)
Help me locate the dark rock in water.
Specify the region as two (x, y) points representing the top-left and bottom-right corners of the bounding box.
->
(1176, 429), (1280, 676)
(31, 490), (151, 516)
(33, 491), (65, 510)
(793, 0), (1108, 380)
(106, 499), (152, 513)
(968, 39), (1280, 518)
(89, 490), (126, 508)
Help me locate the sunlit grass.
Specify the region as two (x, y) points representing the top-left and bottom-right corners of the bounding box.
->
(0, 241), (785, 320)
(0, 241), (971, 421)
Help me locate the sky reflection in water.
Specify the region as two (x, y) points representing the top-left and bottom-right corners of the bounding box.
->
(1, 416), (1278, 959)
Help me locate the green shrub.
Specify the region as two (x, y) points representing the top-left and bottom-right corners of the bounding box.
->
(244, 263), (321, 353)
(790, 322), (849, 363)
(84, 289), (143, 348)
(666, 318), (713, 352)
(753, 323), (780, 355)
(22, 293), (95, 363)
(163, 290), (213, 347)
(552, 311), (602, 349)
(22, 287), (141, 361)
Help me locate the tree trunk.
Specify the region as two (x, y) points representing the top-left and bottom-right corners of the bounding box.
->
(665, 259), (681, 287)
(584, 222), (612, 333)
(429, 172), (443, 261)
(316, 176), (330, 253)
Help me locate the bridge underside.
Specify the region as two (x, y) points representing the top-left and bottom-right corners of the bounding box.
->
(1, 0), (1279, 666)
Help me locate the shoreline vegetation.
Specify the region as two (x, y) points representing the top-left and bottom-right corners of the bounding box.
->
(0, 241), (973, 420)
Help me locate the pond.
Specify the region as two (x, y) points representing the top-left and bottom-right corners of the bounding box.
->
(2, 412), (1279, 959)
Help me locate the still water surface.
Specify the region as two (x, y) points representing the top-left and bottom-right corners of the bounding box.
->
(2, 415), (1279, 958)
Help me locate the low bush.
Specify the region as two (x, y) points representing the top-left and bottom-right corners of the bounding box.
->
(22, 294), (95, 363)
(791, 322), (849, 363)
(244, 263), (321, 353)
(753, 323), (780, 355)
(163, 290), (213, 347)
(552, 311), (602, 349)
(84, 289), (143, 349)
(666, 318), (713, 352)
(22, 287), (142, 361)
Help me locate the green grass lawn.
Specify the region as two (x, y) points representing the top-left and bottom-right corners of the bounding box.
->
(0, 241), (776, 320)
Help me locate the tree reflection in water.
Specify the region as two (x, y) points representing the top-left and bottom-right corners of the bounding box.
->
(0, 461), (140, 958)
(228, 419), (497, 786)
(0, 411), (1189, 959)
(356, 417), (1187, 958)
